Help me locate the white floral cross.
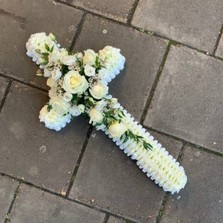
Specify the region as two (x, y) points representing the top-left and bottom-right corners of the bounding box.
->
(26, 33), (187, 194)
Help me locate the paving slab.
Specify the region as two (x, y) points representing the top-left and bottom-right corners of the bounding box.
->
(107, 216), (126, 223)
(0, 0), (83, 89)
(9, 184), (105, 223)
(0, 77), (8, 103)
(132, 0), (223, 52)
(216, 34), (223, 58)
(74, 14), (167, 120)
(0, 176), (18, 222)
(0, 82), (89, 193)
(62, 0), (135, 22)
(160, 146), (223, 223)
(69, 129), (182, 222)
(145, 45), (223, 154)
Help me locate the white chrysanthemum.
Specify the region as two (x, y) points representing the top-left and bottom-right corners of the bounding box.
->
(99, 46), (125, 78)
(26, 32), (58, 66)
(39, 105), (71, 131)
(49, 97), (70, 115)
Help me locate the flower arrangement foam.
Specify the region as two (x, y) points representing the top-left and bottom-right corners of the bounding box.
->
(26, 33), (187, 194)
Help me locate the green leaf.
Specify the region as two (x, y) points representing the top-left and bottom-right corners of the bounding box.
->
(50, 46), (54, 52)
(42, 52), (49, 56)
(45, 43), (50, 51)
(47, 104), (52, 112)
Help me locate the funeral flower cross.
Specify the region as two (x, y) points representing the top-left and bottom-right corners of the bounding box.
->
(26, 33), (187, 194)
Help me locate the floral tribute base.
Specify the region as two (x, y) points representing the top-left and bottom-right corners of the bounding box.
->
(26, 33), (187, 194)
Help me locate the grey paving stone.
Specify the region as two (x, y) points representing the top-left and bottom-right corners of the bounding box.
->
(132, 0), (223, 52)
(9, 184), (105, 223)
(145, 46), (223, 154)
(0, 77), (8, 103)
(216, 34), (223, 58)
(0, 0), (83, 89)
(63, 0), (135, 22)
(69, 129), (182, 222)
(107, 216), (126, 223)
(160, 146), (223, 223)
(0, 82), (89, 193)
(74, 14), (167, 120)
(0, 176), (18, 222)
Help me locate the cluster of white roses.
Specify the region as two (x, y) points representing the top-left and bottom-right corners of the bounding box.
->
(26, 33), (187, 194)
(26, 33), (125, 131)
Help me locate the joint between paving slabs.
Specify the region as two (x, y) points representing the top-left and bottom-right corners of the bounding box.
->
(213, 24), (223, 55)
(69, 12), (87, 52)
(65, 125), (93, 197)
(126, 0), (140, 25)
(155, 193), (170, 223)
(0, 172), (133, 223)
(145, 126), (223, 159)
(140, 41), (172, 124)
(3, 182), (21, 223)
(0, 78), (12, 113)
(0, 73), (48, 93)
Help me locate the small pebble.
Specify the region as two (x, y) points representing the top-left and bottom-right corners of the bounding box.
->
(194, 151), (201, 157)
(177, 195), (181, 200)
(39, 145), (47, 153)
(102, 29), (108, 34)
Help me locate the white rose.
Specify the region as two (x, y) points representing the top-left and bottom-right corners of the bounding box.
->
(62, 55), (76, 66)
(63, 92), (73, 102)
(89, 108), (103, 124)
(63, 71), (88, 94)
(84, 64), (96, 76)
(89, 82), (108, 99)
(83, 49), (97, 65)
(51, 69), (62, 81)
(108, 122), (127, 138)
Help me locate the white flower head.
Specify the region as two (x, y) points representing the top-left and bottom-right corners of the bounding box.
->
(43, 68), (51, 77)
(83, 49), (97, 65)
(39, 105), (71, 131)
(46, 77), (57, 88)
(62, 55), (77, 66)
(84, 64), (96, 76)
(78, 104), (85, 113)
(89, 82), (108, 99)
(108, 122), (127, 138)
(70, 106), (81, 116)
(89, 108), (103, 124)
(63, 71), (89, 94)
(95, 100), (107, 111)
(49, 97), (70, 115)
(51, 69), (62, 81)
(99, 46), (125, 76)
(98, 68), (109, 79)
(63, 92), (73, 102)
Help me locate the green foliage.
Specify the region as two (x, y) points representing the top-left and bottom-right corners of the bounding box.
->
(47, 104), (52, 112)
(121, 130), (152, 151)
